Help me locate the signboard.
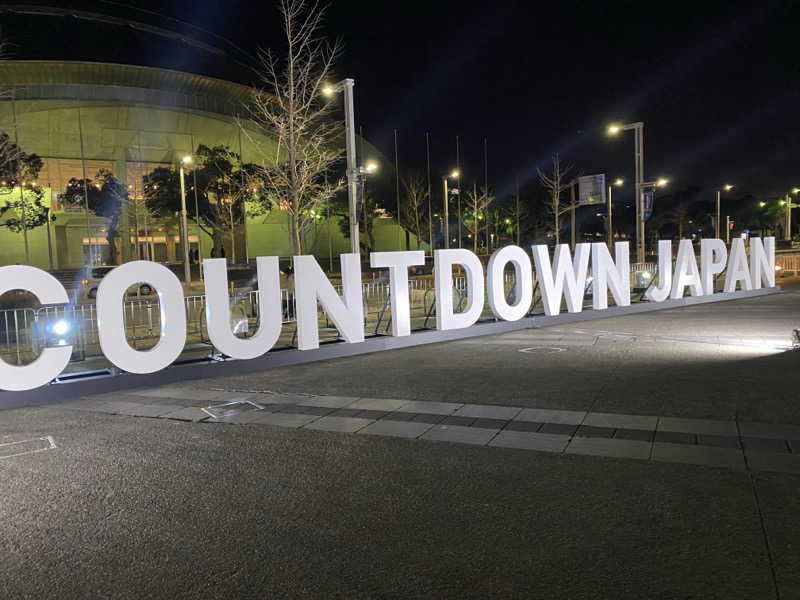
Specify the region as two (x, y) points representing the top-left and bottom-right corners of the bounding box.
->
(642, 187), (654, 221)
(0, 238), (777, 391)
(578, 174), (606, 206)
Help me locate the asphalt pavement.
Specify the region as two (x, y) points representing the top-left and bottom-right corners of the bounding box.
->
(2, 281), (800, 599)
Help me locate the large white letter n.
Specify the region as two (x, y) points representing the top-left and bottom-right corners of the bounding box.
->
(294, 253), (364, 350)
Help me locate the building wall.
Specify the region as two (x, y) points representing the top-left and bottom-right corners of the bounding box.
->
(0, 89), (420, 269)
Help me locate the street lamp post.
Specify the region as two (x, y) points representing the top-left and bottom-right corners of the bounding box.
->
(179, 155), (192, 284)
(607, 178), (624, 249)
(786, 188), (800, 242)
(715, 184), (733, 241)
(323, 79), (359, 254)
(607, 122), (644, 261)
(442, 170), (458, 249)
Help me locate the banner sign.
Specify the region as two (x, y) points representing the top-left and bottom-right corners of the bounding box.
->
(0, 237), (776, 391)
(642, 187), (654, 221)
(578, 174), (606, 206)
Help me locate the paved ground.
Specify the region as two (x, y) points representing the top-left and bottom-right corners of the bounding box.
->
(2, 281), (800, 598)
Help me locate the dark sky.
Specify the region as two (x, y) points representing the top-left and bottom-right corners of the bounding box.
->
(3, 0), (800, 205)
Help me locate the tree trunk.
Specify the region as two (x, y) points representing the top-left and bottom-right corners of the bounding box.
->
(289, 213), (300, 255)
(554, 211), (560, 246)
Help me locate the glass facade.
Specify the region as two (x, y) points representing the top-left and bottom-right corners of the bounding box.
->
(0, 60), (412, 271)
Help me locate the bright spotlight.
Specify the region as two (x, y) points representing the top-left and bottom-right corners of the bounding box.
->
(614, 178), (624, 186)
(322, 85), (334, 96)
(182, 155), (192, 165)
(656, 178), (668, 187)
(607, 125), (621, 135)
(450, 170), (459, 178)
(52, 319), (69, 336)
(365, 161), (378, 173)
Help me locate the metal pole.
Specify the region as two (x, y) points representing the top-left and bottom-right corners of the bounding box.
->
(77, 103), (92, 266)
(426, 132), (432, 252)
(45, 208), (54, 270)
(636, 124), (645, 262)
(715, 189), (721, 240)
(192, 168), (202, 279)
(456, 135), (462, 248)
(179, 165), (191, 284)
(237, 127), (248, 264)
(342, 79), (359, 254)
(515, 178), (520, 246)
(570, 182), (575, 250)
(726, 215), (730, 245)
(483, 137), (489, 254)
(786, 194), (792, 242)
(443, 177), (449, 249)
(607, 185), (613, 249)
(394, 129), (401, 249)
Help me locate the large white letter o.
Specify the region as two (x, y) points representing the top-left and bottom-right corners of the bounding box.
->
(97, 261), (186, 374)
(487, 245), (533, 321)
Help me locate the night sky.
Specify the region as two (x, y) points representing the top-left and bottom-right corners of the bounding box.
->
(3, 0), (800, 205)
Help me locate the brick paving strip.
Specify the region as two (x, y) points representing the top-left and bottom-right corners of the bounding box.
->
(61, 389), (800, 475)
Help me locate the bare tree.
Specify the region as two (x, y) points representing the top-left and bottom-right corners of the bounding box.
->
(465, 182), (493, 254)
(401, 174), (429, 249)
(537, 153), (572, 245)
(244, 0), (345, 255)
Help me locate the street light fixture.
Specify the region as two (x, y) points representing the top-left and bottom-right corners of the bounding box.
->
(607, 121), (646, 261)
(179, 154), (192, 284)
(442, 170), (459, 249)
(322, 78), (359, 254)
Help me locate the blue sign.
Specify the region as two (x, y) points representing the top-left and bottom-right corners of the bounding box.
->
(642, 188), (654, 221)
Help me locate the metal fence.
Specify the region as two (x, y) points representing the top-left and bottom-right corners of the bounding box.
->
(0, 259), (765, 370)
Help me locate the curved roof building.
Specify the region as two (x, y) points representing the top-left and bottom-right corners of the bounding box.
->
(0, 6), (403, 270)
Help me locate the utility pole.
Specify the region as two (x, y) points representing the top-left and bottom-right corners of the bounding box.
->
(570, 181), (576, 251)
(515, 178), (520, 246)
(456, 135), (462, 248)
(443, 175), (450, 249)
(426, 132), (432, 253)
(178, 156), (192, 284)
(394, 129), (401, 249)
(342, 79), (359, 254)
(607, 183), (613, 249)
(322, 79), (360, 254)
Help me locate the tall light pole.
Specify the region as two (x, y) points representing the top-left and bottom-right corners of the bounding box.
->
(322, 79), (359, 254)
(785, 188), (800, 242)
(179, 155), (192, 284)
(607, 178), (624, 249)
(715, 184), (733, 241)
(608, 122), (644, 261)
(442, 170), (458, 249)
